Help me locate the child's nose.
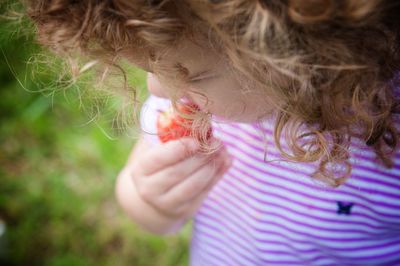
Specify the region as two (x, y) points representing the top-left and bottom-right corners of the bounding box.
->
(147, 73), (168, 98)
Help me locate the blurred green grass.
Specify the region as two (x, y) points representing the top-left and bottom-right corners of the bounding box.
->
(0, 2), (190, 266)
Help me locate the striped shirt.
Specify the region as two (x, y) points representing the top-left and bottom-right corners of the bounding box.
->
(140, 95), (400, 266)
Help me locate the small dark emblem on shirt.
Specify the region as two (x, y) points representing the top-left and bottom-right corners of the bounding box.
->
(337, 202), (354, 215)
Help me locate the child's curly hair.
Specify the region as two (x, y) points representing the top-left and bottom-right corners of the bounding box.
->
(26, 0), (400, 186)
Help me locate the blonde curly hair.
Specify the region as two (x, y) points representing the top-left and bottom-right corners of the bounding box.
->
(26, 0), (400, 186)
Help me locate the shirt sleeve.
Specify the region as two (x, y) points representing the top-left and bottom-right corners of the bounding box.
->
(140, 95), (172, 144)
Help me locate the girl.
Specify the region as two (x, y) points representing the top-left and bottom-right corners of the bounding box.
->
(27, 0), (400, 265)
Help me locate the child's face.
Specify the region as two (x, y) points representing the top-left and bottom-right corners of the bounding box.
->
(134, 40), (275, 123)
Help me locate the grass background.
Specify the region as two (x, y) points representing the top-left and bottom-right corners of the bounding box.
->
(0, 2), (191, 265)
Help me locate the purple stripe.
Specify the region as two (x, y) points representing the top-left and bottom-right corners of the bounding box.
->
(228, 164), (400, 226)
(200, 196), (400, 263)
(351, 160), (400, 186)
(190, 234), (210, 266)
(201, 196), (400, 261)
(207, 184), (395, 242)
(199, 200), (395, 254)
(227, 148), (400, 220)
(196, 227), (307, 265)
(220, 126), (400, 193)
(351, 144), (400, 159)
(197, 211), (261, 248)
(198, 205), (317, 247)
(220, 122), (400, 185)
(195, 225), (263, 265)
(352, 145), (399, 161)
(191, 233), (230, 266)
(220, 175), (398, 235)
(222, 121), (382, 165)
(215, 181), (400, 251)
(220, 124), (400, 186)
(195, 205), (252, 239)
(351, 165), (400, 189)
(195, 211), (261, 257)
(222, 135), (400, 212)
(349, 145), (400, 164)
(195, 241), (236, 266)
(195, 236), (248, 266)
(195, 218), (262, 262)
(353, 248), (400, 262)
(226, 121), (400, 164)
(197, 207), (400, 254)
(226, 122), (400, 159)
(197, 206), (400, 264)
(225, 170), (397, 231)
(199, 208), (325, 254)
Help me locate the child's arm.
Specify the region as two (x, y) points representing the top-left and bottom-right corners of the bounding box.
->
(115, 135), (231, 235)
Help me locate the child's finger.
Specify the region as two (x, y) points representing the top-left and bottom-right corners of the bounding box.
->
(180, 155), (232, 216)
(138, 137), (200, 176)
(157, 154), (228, 211)
(136, 146), (226, 204)
(138, 153), (214, 198)
(148, 145), (227, 194)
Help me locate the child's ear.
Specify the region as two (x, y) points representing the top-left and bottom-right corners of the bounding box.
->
(147, 73), (168, 98)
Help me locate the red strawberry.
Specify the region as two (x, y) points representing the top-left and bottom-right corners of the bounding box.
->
(157, 102), (212, 143)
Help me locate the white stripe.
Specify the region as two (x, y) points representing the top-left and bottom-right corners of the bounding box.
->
(221, 125), (400, 181)
(225, 140), (400, 212)
(224, 120), (400, 161)
(192, 236), (233, 266)
(230, 161), (400, 225)
(224, 170), (391, 230)
(198, 204), (400, 264)
(350, 167), (400, 195)
(233, 165), (400, 225)
(197, 219), (302, 264)
(198, 209), (319, 254)
(218, 179), (396, 240)
(218, 123), (400, 187)
(350, 158), (400, 186)
(220, 122), (400, 181)
(204, 188), (399, 256)
(227, 151), (351, 204)
(350, 146), (385, 160)
(195, 225), (260, 266)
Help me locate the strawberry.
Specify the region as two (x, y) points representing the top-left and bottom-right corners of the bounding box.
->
(157, 102), (212, 143)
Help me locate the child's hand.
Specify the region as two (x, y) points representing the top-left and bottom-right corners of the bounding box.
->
(131, 137), (231, 219)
